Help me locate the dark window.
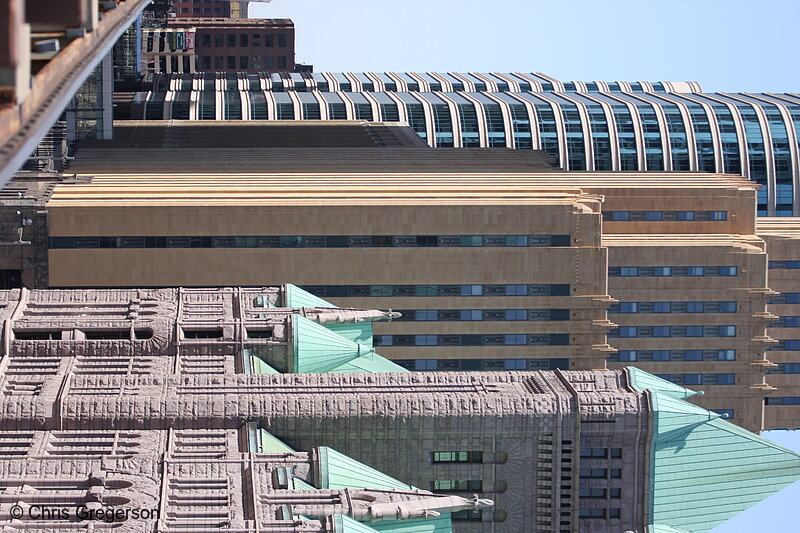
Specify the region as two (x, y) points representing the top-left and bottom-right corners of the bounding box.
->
(0, 270), (22, 288)
(14, 330), (61, 340)
(240, 34), (248, 47)
(201, 56), (211, 69)
(214, 34), (223, 47)
(240, 56), (248, 69)
(431, 480), (482, 493)
(227, 56), (236, 69)
(277, 33), (287, 47)
(432, 451), (483, 463)
(84, 330), (130, 340)
(202, 34), (211, 47)
(247, 328), (273, 339)
(265, 35), (273, 47)
(278, 56), (287, 69)
(227, 34), (236, 47)
(184, 328), (224, 339)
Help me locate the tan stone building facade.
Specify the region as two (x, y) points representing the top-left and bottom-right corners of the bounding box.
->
(2, 121), (799, 432)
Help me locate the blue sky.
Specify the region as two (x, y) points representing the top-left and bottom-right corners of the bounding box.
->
(249, 1), (800, 530)
(251, 0), (800, 93)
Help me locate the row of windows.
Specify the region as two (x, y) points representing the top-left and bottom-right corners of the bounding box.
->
(374, 334), (570, 347)
(198, 33), (288, 48)
(609, 325), (737, 338)
(48, 234), (571, 249)
(769, 340), (800, 351)
(395, 358), (570, 372)
(200, 55), (288, 70)
(608, 301), (737, 314)
(580, 508), (621, 519)
(656, 373), (736, 386)
(769, 261), (800, 269)
(580, 468), (622, 479)
(395, 309), (570, 322)
(603, 210), (727, 221)
(769, 293), (800, 304)
(768, 363), (800, 374)
(764, 397), (800, 405)
(609, 266), (738, 277)
(580, 448), (622, 459)
(579, 488), (622, 499)
(611, 349), (736, 362)
(770, 316), (800, 327)
(432, 451), (483, 463)
(431, 480), (483, 492)
(151, 72), (670, 94)
(302, 284), (571, 298)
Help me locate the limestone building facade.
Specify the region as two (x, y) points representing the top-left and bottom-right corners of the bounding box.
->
(0, 286), (797, 533)
(3, 122), (800, 432)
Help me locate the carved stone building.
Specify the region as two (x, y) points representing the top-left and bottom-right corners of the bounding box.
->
(0, 285), (797, 533)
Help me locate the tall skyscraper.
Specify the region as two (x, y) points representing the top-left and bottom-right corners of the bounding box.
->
(124, 71), (800, 216)
(0, 285), (797, 533)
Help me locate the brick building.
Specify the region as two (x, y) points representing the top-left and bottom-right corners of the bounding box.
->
(141, 18), (294, 74)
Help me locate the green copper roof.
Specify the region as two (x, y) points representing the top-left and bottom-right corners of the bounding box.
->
(328, 353), (409, 374)
(293, 478), (318, 490)
(370, 517), (453, 533)
(292, 314), (403, 374)
(333, 515), (382, 533)
(292, 314), (376, 372)
(259, 429), (295, 454)
(628, 366), (701, 399)
(324, 322), (375, 347)
(318, 446), (414, 490)
(244, 348), (280, 374)
(627, 368), (800, 533)
(285, 283), (336, 308)
(322, 449), (452, 533)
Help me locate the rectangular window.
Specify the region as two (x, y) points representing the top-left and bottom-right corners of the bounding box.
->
(579, 468), (607, 479)
(227, 34), (236, 46)
(432, 451), (483, 463)
(183, 328), (224, 339)
(227, 56), (236, 69)
(460, 310), (482, 321)
(240, 56), (248, 69)
(214, 34), (223, 47)
(652, 350), (670, 361)
(202, 34), (211, 47)
(278, 56), (287, 69)
(278, 33), (287, 47)
(579, 509), (606, 519)
(431, 480), (482, 492)
(240, 34), (248, 46)
(201, 56), (211, 69)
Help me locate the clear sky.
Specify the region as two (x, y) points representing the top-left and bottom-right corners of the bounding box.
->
(249, 1), (800, 530)
(251, 0), (800, 93)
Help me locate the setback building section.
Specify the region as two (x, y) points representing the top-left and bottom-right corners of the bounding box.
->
(758, 218), (800, 429)
(603, 234), (774, 431)
(45, 188), (614, 369)
(125, 72), (800, 216)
